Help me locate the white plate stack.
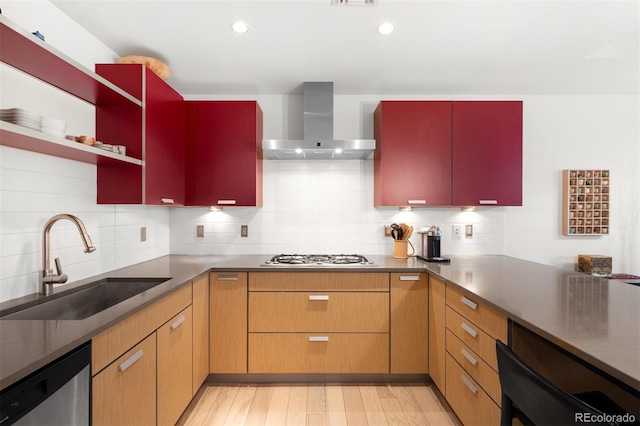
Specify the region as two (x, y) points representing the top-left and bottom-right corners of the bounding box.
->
(0, 108), (43, 131)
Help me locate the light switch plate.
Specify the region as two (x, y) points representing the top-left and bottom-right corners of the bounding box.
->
(465, 224), (473, 237)
(196, 225), (204, 238)
(140, 227), (147, 242)
(241, 225), (248, 237)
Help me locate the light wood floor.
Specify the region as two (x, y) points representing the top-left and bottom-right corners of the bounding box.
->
(178, 382), (459, 426)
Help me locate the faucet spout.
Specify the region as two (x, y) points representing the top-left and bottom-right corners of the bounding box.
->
(41, 214), (96, 295)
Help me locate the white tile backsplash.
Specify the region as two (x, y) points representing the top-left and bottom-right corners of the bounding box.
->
(0, 146), (171, 303)
(169, 160), (505, 258)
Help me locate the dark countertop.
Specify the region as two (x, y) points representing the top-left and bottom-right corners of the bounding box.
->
(422, 255), (640, 391)
(1, 254), (637, 392)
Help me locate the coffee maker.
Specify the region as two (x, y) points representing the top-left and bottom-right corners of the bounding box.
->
(417, 226), (450, 263)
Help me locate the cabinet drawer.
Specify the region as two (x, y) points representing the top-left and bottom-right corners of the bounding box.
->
(92, 284), (192, 374)
(446, 354), (500, 426)
(446, 307), (498, 370)
(249, 272), (389, 292)
(446, 285), (507, 342)
(446, 329), (501, 406)
(93, 334), (157, 426)
(249, 292), (389, 332)
(248, 333), (389, 373)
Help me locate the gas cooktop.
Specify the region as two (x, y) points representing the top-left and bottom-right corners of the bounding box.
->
(263, 254), (375, 266)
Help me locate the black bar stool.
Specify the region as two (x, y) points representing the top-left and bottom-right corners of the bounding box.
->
(496, 340), (633, 426)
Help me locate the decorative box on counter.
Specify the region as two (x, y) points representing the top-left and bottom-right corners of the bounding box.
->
(577, 254), (612, 276)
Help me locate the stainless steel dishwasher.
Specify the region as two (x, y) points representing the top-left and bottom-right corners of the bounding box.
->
(0, 342), (90, 425)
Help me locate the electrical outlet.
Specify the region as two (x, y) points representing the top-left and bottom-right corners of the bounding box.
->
(196, 225), (204, 238)
(241, 225), (248, 237)
(465, 224), (473, 237)
(453, 224), (462, 238)
(140, 227), (147, 242)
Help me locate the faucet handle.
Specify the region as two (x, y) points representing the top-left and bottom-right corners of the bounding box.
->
(54, 257), (64, 276)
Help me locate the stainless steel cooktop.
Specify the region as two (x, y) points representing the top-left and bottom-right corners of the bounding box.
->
(263, 254), (375, 266)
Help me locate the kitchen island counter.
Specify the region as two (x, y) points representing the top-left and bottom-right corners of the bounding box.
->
(422, 255), (640, 392)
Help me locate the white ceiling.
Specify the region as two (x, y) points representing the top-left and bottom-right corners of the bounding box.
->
(51, 0), (639, 96)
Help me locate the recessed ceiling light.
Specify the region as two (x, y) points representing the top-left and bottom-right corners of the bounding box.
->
(378, 22), (395, 35)
(232, 21), (250, 34)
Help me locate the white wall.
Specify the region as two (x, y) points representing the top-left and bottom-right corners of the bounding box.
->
(0, 1), (171, 302)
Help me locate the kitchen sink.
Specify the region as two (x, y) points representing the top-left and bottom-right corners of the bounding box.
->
(0, 278), (170, 320)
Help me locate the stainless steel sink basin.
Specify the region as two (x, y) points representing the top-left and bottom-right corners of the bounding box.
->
(0, 278), (170, 320)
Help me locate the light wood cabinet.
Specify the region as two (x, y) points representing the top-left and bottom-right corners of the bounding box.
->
(248, 333), (389, 373)
(247, 272), (390, 374)
(428, 275), (446, 393)
(445, 354), (500, 426)
(192, 274), (209, 395)
(390, 273), (428, 374)
(444, 283), (507, 424)
(91, 283), (193, 426)
(210, 272), (247, 373)
(157, 306), (193, 426)
(249, 292), (389, 333)
(92, 334), (157, 426)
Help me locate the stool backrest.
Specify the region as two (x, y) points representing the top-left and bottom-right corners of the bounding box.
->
(495, 340), (616, 426)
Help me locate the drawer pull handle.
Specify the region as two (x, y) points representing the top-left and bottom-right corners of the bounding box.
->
(217, 200), (237, 205)
(119, 349), (144, 372)
(479, 199), (498, 205)
(309, 295), (329, 301)
(461, 322), (478, 338)
(309, 336), (329, 342)
(171, 316), (186, 330)
(460, 375), (478, 394)
(217, 275), (238, 281)
(161, 198), (175, 204)
(408, 200), (427, 205)
(399, 275), (420, 281)
(461, 296), (478, 310)
(461, 348), (478, 366)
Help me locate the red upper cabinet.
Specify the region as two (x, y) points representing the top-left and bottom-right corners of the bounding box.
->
(185, 101), (263, 207)
(95, 64), (185, 205)
(452, 101), (523, 206)
(374, 101), (453, 207)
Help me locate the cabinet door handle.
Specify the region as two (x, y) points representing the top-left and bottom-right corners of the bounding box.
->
(408, 200), (426, 205)
(161, 198), (175, 204)
(309, 336), (329, 342)
(399, 275), (420, 281)
(461, 348), (478, 366)
(119, 349), (144, 372)
(171, 315), (186, 330)
(461, 322), (478, 338)
(309, 295), (329, 301)
(217, 275), (238, 281)
(479, 200), (498, 205)
(217, 200), (237, 205)
(460, 375), (478, 394)
(461, 296), (478, 310)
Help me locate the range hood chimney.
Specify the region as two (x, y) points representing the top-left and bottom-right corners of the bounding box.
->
(263, 82), (375, 160)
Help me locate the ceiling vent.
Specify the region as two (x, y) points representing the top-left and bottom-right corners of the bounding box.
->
(331, 0), (377, 6)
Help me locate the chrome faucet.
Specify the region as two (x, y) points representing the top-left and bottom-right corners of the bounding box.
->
(41, 214), (96, 295)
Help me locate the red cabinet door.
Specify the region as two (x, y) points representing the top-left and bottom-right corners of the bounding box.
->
(185, 101), (263, 207)
(144, 67), (185, 205)
(452, 101), (522, 206)
(374, 101), (452, 207)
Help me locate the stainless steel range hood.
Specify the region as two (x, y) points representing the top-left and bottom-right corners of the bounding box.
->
(263, 82), (375, 160)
